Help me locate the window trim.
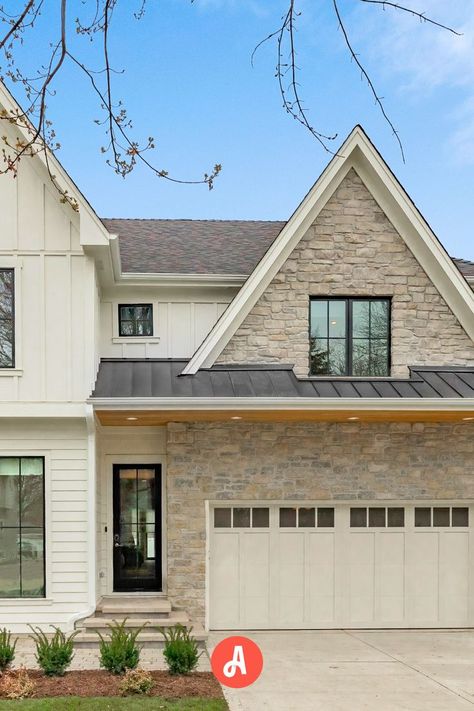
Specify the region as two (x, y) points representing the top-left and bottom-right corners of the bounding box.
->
(309, 296), (392, 377)
(118, 303), (154, 338)
(0, 455), (46, 599)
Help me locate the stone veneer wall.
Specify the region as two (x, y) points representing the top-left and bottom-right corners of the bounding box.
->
(217, 169), (474, 376)
(166, 420), (474, 623)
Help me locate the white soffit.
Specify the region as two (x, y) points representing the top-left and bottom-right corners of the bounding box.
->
(182, 126), (474, 374)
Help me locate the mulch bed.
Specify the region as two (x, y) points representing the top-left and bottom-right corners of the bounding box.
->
(0, 670), (224, 699)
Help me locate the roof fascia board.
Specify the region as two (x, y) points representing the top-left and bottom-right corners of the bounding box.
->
(89, 396), (474, 411)
(0, 82), (110, 246)
(182, 126), (474, 374)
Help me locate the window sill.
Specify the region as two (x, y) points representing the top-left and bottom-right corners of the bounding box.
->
(112, 337), (160, 344)
(0, 598), (53, 606)
(0, 368), (23, 377)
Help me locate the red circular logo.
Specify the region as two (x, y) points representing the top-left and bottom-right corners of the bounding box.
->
(211, 636), (264, 688)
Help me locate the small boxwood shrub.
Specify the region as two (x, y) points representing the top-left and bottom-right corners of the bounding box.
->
(97, 619), (146, 675)
(1, 667), (36, 699)
(160, 624), (201, 675)
(119, 667), (154, 696)
(0, 628), (17, 672)
(29, 626), (77, 676)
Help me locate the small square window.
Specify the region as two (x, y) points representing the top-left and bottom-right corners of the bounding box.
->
(252, 508), (269, 528)
(387, 508), (405, 527)
(415, 507), (431, 527)
(369, 508), (386, 527)
(350, 508), (367, 527)
(233, 508), (250, 528)
(280, 508), (297, 527)
(433, 507), (450, 527)
(318, 508), (335, 528)
(298, 508), (315, 527)
(452, 507), (469, 527)
(119, 304), (153, 337)
(214, 508), (231, 528)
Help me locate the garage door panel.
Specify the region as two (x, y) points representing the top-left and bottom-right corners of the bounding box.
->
(210, 533), (240, 628)
(308, 533), (336, 623)
(241, 533), (270, 626)
(439, 532), (469, 624)
(277, 533), (305, 625)
(375, 532), (405, 623)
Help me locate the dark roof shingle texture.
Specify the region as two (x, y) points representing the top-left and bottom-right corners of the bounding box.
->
(92, 361), (474, 399)
(103, 219), (285, 275)
(102, 218), (474, 279)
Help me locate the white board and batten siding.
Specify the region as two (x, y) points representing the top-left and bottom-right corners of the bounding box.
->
(100, 296), (231, 359)
(209, 503), (474, 630)
(0, 159), (99, 403)
(0, 420), (89, 631)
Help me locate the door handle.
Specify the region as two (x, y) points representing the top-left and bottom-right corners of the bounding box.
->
(114, 534), (121, 548)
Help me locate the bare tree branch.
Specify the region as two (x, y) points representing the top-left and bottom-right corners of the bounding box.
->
(358, 1), (462, 35)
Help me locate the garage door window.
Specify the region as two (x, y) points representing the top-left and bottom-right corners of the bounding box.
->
(415, 507), (469, 527)
(213, 507), (270, 528)
(279, 506), (334, 528)
(350, 507), (405, 528)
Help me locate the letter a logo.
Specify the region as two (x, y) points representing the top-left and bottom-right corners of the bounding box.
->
(211, 636), (263, 688)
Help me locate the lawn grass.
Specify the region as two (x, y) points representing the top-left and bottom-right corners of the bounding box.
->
(0, 698), (228, 711)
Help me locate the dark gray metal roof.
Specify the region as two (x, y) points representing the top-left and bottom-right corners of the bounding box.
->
(91, 360), (474, 399)
(102, 217), (474, 279)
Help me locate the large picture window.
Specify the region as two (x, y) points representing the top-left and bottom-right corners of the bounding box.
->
(118, 304), (153, 337)
(0, 268), (14, 368)
(310, 298), (390, 376)
(0, 457), (45, 598)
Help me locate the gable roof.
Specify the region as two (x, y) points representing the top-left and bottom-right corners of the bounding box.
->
(102, 217), (474, 281)
(182, 125), (474, 375)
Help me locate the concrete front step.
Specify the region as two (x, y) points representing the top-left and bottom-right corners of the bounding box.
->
(79, 612), (189, 631)
(97, 595), (172, 616)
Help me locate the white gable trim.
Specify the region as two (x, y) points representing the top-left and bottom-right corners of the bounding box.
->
(182, 126), (474, 374)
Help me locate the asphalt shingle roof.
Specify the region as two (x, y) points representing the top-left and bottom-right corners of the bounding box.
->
(92, 361), (474, 399)
(102, 218), (474, 279)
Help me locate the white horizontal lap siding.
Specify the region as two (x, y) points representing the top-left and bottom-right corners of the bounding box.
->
(0, 421), (90, 632)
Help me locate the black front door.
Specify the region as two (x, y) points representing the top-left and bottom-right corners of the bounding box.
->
(112, 464), (162, 592)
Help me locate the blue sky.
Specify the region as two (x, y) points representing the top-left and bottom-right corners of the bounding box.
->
(7, 0), (474, 258)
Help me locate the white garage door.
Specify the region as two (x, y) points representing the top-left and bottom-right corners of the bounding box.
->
(209, 504), (474, 629)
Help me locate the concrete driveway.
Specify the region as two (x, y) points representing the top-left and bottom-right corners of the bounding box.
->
(208, 630), (474, 711)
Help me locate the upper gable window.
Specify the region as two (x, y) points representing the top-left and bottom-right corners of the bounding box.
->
(310, 298), (390, 376)
(119, 304), (153, 337)
(0, 269), (15, 368)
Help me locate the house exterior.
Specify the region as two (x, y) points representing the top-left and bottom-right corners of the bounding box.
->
(1, 79), (474, 635)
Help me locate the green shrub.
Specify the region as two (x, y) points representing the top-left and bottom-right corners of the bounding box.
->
(29, 626), (77, 676)
(97, 619), (146, 675)
(0, 628), (17, 672)
(119, 667), (154, 696)
(159, 624), (201, 675)
(0, 667), (36, 699)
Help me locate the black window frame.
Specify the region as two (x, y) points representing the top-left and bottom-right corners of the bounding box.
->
(0, 456), (46, 598)
(0, 268), (15, 369)
(309, 296), (391, 377)
(118, 303), (154, 338)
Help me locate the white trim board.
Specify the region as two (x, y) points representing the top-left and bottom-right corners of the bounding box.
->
(182, 126), (474, 374)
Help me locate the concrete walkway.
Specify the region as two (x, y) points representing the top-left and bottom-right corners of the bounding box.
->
(208, 630), (474, 711)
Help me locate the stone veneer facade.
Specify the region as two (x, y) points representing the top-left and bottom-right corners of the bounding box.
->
(217, 169), (474, 376)
(166, 420), (474, 623)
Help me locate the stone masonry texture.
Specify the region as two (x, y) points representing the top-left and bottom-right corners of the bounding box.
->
(217, 168), (474, 376)
(166, 420), (474, 624)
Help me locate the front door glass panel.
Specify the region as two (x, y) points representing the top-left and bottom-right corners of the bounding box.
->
(113, 465), (161, 591)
